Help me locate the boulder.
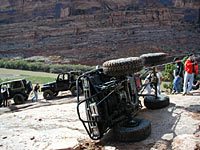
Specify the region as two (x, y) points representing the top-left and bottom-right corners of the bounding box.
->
(172, 134), (199, 150)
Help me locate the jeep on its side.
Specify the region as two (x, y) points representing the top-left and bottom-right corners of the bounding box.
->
(77, 53), (170, 142)
(0, 79), (33, 105)
(41, 71), (83, 100)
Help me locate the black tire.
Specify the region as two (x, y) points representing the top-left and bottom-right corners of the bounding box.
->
(43, 90), (53, 100)
(24, 95), (29, 101)
(53, 92), (59, 97)
(140, 53), (168, 67)
(13, 94), (25, 105)
(103, 57), (143, 77)
(144, 94), (170, 109)
(113, 118), (151, 142)
(71, 86), (83, 96)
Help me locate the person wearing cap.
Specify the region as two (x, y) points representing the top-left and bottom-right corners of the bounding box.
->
(172, 57), (184, 94)
(183, 53), (198, 95)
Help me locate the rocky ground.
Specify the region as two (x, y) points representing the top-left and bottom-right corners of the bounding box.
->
(0, 90), (200, 150)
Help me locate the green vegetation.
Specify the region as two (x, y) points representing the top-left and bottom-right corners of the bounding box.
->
(0, 59), (95, 73)
(0, 76), (55, 84)
(0, 68), (56, 84)
(20, 75), (55, 84)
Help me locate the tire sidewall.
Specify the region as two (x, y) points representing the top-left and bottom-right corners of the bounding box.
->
(43, 90), (53, 100)
(144, 94), (170, 109)
(113, 118), (151, 142)
(71, 86), (82, 96)
(13, 94), (25, 105)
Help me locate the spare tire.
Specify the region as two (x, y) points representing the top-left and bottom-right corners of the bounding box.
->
(113, 118), (151, 142)
(103, 57), (143, 77)
(144, 94), (170, 109)
(140, 53), (168, 67)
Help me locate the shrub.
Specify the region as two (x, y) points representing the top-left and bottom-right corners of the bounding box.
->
(0, 59), (95, 73)
(163, 63), (175, 92)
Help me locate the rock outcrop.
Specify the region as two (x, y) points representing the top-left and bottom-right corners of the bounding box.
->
(0, 0), (200, 65)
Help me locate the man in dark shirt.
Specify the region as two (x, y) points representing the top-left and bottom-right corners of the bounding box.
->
(172, 57), (184, 94)
(32, 83), (40, 102)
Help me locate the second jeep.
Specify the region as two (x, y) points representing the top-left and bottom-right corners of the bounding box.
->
(41, 71), (83, 100)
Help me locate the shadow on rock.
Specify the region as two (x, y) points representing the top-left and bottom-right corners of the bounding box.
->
(89, 102), (181, 149)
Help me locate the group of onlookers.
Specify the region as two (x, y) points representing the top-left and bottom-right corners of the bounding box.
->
(144, 53), (199, 95)
(0, 83), (40, 107)
(172, 53), (199, 95)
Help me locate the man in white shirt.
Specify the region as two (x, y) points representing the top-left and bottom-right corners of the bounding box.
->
(1, 85), (10, 107)
(144, 72), (154, 94)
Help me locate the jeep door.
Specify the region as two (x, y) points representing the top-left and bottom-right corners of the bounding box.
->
(56, 74), (69, 91)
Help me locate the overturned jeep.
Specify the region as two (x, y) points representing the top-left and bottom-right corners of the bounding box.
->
(77, 53), (170, 142)
(41, 71), (83, 100)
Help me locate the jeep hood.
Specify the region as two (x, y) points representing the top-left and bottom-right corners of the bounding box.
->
(42, 81), (56, 87)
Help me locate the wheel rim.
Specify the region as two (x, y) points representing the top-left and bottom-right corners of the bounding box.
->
(44, 93), (51, 99)
(123, 119), (139, 128)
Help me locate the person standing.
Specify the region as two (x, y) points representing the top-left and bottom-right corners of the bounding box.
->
(144, 72), (154, 94)
(172, 57), (184, 94)
(155, 68), (163, 95)
(32, 83), (40, 102)
(1, 85), (9, 107)
(183, 54), (198, 95)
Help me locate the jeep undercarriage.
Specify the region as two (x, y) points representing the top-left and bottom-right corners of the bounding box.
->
(77, 53), (170, 142)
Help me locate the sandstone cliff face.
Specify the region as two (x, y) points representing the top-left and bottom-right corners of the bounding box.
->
(0, 0), (200, 65)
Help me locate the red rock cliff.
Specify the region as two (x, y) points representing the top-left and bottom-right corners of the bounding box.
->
(0, 0), (200, 65)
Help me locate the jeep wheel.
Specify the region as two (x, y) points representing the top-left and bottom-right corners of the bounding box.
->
(71, 86), (83, 96)
(103, 57), (143, 77)
(140, 53), (168, 67)
(144, 94), (170, 109)
(53, 92), (59, 97)
(113, 118), (151, 142)
(13, 94), (25, 105)
(43, 90), (53, 100)
(24, 95), (29, 101)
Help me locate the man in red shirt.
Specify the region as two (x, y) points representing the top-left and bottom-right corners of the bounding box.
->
(183, 53), (198, 95)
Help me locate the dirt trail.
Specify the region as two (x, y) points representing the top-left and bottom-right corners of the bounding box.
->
(0, 91), (200, 150)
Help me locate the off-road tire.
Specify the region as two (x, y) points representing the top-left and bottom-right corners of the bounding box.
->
(140, 53), (168, 67)
(144, 94), (170, 109)
(13, 94), (25, 105)
(53, 92), (59, 97)
(113, 118), (151, 142)
(71, 86), (83, 96)
(24, 95), (29, 101)
(103, 57), (143, 77)
(43, 90), (54, 100)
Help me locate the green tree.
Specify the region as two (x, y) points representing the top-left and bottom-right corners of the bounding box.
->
(163, 63), (175, 92)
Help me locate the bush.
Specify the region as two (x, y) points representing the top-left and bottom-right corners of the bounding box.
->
(163, 63), (175, 92)
(0, 59), (95, 73)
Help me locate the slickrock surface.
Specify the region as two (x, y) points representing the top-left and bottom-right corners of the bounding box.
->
(0, 91), (199, 150)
